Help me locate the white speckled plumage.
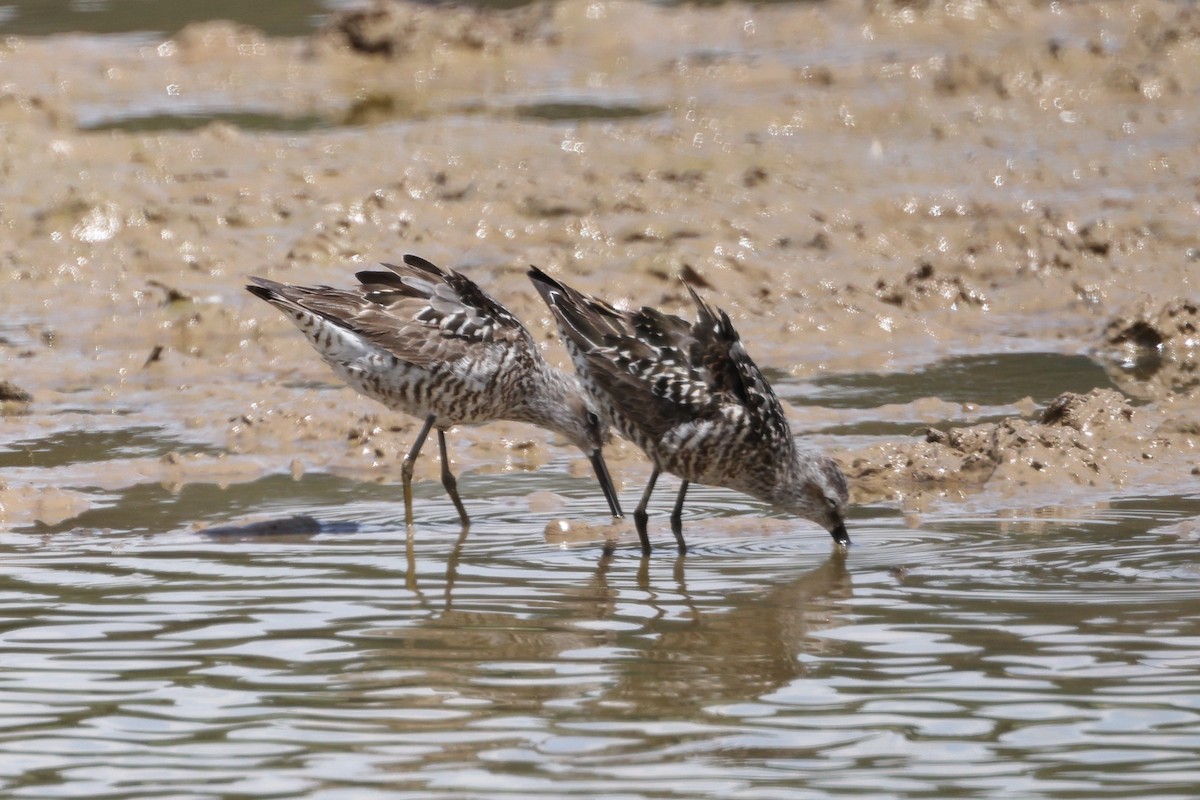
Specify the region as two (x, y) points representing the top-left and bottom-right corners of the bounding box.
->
(529, 267), (849, 554)
(247, 255), (622, 525)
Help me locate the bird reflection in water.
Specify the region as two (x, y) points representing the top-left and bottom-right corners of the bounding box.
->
(386, 529), (853, 726)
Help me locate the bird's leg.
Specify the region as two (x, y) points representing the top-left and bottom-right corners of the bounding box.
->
(633, 467), (660, 556)
(669, 480), (689, 554)
(438, 429), (470, 528)
(401, 415), (436, 528)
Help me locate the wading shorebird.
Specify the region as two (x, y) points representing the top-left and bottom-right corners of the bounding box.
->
(529, 268), (849, 555)
(246, 255), (623, 527)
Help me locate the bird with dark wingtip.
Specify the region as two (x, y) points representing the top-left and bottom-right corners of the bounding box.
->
(529, 267), (849, 555)
(246, 255), (623, 526)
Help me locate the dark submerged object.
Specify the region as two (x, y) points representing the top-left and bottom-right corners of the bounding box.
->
(200, 515), (358, 540)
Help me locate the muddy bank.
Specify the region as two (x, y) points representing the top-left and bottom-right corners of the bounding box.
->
(2, 0), (1198, 529)
(845, 388), (1199, 511)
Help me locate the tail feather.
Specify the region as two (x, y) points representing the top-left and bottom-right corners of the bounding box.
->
(399, 253), (446, 277)
(372, 254), (449, 298)
(246, 276), (359, 334)
(246, 275), (285, 300)
(355, 269), (406, 290)
(246, 276), (303, 311)
(528, 266), (625, 349)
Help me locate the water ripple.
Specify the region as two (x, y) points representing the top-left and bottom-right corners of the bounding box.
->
(1, 466), (1199, 797)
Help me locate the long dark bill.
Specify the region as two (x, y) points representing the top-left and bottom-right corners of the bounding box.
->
(830, 522), (851, 546)
(589, 449), (624, 518)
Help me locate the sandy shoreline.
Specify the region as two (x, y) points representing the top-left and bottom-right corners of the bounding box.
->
(2, 0), (1197, 529)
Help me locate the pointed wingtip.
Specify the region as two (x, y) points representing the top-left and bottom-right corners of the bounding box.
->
(401, 253), (440, 271)
(355, 269), (399, 287)
(245, 276), (280, 301)
(527, 265), (566, 305)
(527, 264), (556, 288)
(394, 254), (451, 282)
(680, 278), (719, 324)
(680, 276), (701, 300)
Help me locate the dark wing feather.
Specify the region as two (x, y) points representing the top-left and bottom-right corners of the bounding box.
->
(354, 269), (406, 290)
(528, 266), (629, 342)
(685, 283), (751, 405)
(684, 283), (793, 448)
(252, 255), (532, 368)
(530, 267), (724, 442)
(555, 300), (711, 443)
(585, 357), (691, 442)
(631, 305), (693, 352)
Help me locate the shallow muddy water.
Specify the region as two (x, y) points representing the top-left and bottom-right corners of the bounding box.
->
(0, 0), (342, 37)
(4, 358), (1200, 798)
(2, 481), (1199, 798)
(3, 0), (1200, 796)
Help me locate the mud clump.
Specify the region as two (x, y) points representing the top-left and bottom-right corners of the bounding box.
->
(845, 389), (1182, 504)
(0, 380), (33, 404)
(316, 0), (559, 58)
(1100, 298), (1199, 398)
(0, 482), (93, 527)
(0, 90), (73, 133)
(875, 261), (989, 312)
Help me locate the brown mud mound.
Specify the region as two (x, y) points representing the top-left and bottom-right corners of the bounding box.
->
(1100, 298), (1199, 399)
(0, 483), (93, 527)
(847, 389), (1198, 507)
(314, 0), (559, 58)
(0, 380), (33, 404)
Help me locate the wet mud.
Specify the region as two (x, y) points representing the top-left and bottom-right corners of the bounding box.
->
(1, 0), (1198, 528)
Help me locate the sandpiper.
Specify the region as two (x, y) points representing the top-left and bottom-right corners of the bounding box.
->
(247, 255), (623, 526)
(529, 268), (849, 554)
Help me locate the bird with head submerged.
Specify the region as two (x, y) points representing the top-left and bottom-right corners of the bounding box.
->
(528, 266), (849, 555)
(246, 255), (623, 526)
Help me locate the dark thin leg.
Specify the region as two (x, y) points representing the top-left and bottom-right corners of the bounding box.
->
(402, 415), (436, 528)
(444, 526), (470, 611)
(633, 468), (660, 556)
(438, 429), (470, 527)
(670, 480), (689, 554)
